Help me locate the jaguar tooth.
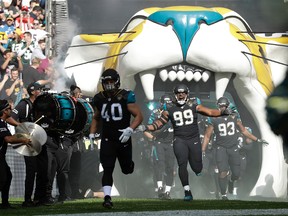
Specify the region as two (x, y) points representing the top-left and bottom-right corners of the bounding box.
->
(159, 69), (168, 81)
(185, 70), (194, 81)
(202, 70), (211, 82)
(193, 71), (202, 82)
(140, 70), (156, 100)
(168, 70), (177, 81)
(215, 72), (232, 99)
(177, 70), (185, 81)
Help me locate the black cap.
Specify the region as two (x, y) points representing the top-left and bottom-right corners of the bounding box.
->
(27, 82), (43, 94)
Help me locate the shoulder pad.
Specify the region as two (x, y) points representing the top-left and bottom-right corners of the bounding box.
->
(190, 97), (201, 105)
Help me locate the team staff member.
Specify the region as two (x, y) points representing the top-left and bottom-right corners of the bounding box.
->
(202, 97), (268, 200)
(0, 99), (31, 209)
(138, 84), (230, 201)
(67, 84), (85, 199)
(89, 69), (143, 209)
(11, 82), (48, 207)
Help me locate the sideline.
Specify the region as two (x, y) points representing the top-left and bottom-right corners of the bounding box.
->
(43, 209), (288, 216)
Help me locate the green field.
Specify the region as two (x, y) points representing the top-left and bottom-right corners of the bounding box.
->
(1, 198), (288, 215)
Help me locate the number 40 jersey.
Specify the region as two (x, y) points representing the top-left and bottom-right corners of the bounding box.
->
(92, 89), (136, 140)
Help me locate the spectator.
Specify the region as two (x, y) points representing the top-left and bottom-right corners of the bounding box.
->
(15, 6), (33, 32)
(2, 0), (20, 19)
(0, 9), (6, 25)
(21, 57), (44, 85)
(0, 49), (23, 84)
(28, 19), (49, 43)
(0, 99), (31, 209)
(6, 28), (23, 53)
(12, 0), (23, 12)
(2, 67), (25, 103)
(29, 5), (41, 20)
(0, 16), (15, 49)
(31, 38), (45, 60)
(29, 1), (39, 10)
(17, 31), (36, 65)
(0, 29), (9, 50)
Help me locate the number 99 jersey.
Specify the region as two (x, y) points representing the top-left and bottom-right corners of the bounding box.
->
(166, 99), (199, 139)
(92, 89), (136, 140)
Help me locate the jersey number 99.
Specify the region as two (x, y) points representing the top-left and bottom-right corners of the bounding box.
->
(173, 110), (193, 126)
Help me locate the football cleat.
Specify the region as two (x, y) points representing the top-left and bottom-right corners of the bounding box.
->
(221, 195), (229, 200)
(162, 191), (172, 200)
(184, 190), (193, 201)
(158, 187), (164, 199)
(102, 195), (113, 209)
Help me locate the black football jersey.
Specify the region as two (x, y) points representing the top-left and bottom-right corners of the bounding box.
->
(92, 89), (135, 140)
(209, 114), (239, 148)
(166, 99), (199, 139)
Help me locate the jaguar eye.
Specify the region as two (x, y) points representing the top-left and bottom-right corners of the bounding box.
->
(166, 19), (174, 26)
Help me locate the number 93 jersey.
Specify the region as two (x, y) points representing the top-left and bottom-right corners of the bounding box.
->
(92, 89), (136, 140)
(209, 114), (239, 148)
(166, 99), (199, 139)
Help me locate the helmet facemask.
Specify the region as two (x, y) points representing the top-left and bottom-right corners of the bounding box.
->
(173, 84), (189, 106)
(175, 93), (188, 105)
(100, 69), (120, 92)
(102, 80), (118, 91)
(216, 97), (230, 110)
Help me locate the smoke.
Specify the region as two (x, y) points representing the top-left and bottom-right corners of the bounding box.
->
(49, 16), (82, 94)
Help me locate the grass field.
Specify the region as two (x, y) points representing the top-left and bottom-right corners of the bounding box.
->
(1, 198), (288, 216)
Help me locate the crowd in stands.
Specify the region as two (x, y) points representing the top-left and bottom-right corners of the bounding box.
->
(0, 0), (52, 107)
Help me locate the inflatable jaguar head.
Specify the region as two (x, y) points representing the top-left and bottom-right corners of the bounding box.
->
(65, 6), (288, 198)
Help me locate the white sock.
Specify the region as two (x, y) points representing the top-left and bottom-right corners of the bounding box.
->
(157, 181), (163, 188)
(184, 185), (190, 191)
(165, 186), (171, 193)
(103, 186), (112, 197)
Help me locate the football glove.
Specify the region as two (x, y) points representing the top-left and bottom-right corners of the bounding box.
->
(257, 138), (269, 146)
(89, 133), (95, 139)
(119, 127), (134, 143)
(135, 124), (147, 132)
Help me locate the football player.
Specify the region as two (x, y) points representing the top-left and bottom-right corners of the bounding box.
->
(137, 84), (230, 201)
(89, 69), (143, 208)
(144, 94), (175, 199)
(202, 97), (268, 200)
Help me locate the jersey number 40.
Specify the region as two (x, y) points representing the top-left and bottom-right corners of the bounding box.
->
(101, 103), (123, 122)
